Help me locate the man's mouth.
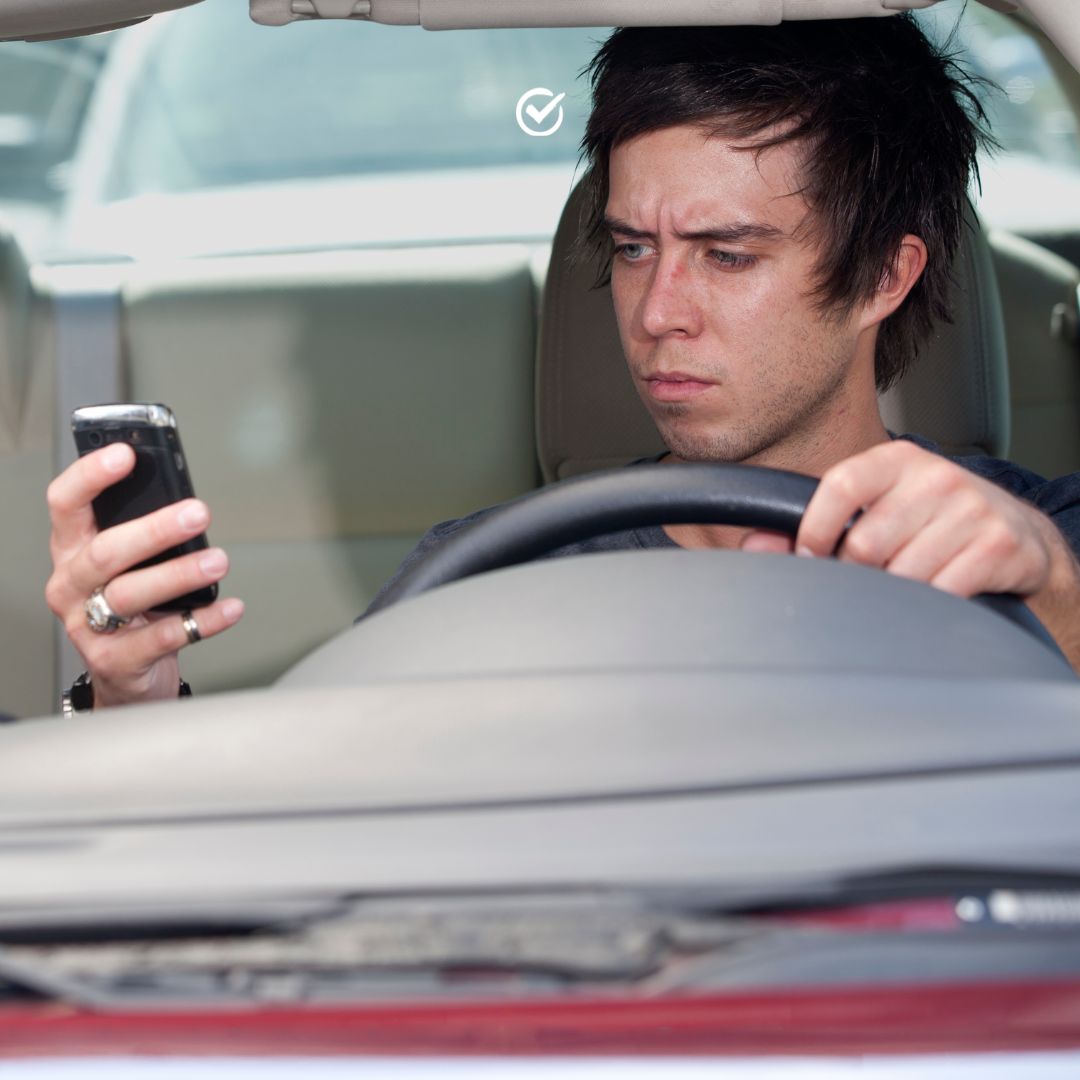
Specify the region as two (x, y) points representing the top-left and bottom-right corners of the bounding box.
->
(643, 372), (716, 402)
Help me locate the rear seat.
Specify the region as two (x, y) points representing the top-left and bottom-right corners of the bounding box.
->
(0, 220), (1077, 717)
(120, 246), (540, 693)
(0, 226), (54, 721)
(2, 242), (541, 715)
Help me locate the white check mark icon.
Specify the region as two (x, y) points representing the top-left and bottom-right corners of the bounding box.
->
(525, 92), (566, 126)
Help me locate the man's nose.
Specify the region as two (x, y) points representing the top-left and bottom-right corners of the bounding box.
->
(639, 254), (704, 339)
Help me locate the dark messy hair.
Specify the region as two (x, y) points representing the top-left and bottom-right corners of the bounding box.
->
(574, 15), (996, 391)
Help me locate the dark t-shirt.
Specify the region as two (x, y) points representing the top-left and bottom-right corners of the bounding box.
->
(361, 433), (1080, 619)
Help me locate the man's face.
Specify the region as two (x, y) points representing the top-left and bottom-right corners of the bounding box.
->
(606, 124), (870, 465)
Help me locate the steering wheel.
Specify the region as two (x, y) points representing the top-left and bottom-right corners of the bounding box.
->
(376, 462), (1065, 658)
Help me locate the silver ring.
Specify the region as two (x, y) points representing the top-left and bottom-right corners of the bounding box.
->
(181, 610), (202, 646)
(84, 586), (131, 634)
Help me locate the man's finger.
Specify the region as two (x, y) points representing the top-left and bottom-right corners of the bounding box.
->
(99, 547), (230, 618)
(930, 522), (1045, 599)
(85, 598), (245, 685)
(740, 530), (795, 554)
(798, 453), (903, 557)
(799, 455), (898, 557)
(928, 542), (1009, 599)
(832, 483), (940, 567)
(46, 443), (136, 555)
(883, 505), (981, 585)
(64, 499), (211, 597)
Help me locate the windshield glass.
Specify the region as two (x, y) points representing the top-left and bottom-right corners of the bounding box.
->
(4, 7), (1080, 1041)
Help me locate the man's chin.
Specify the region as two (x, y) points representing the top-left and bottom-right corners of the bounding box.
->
(654, 423), (760, 465)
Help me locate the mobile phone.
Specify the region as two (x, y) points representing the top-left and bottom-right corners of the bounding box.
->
(71, 403), (217, 612)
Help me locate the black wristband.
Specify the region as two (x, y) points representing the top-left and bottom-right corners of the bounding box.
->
(61, 674), (192, 717)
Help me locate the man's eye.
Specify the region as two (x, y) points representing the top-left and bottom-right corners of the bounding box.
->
(613, 242), (650, 261)
(710, 250), (757, 270)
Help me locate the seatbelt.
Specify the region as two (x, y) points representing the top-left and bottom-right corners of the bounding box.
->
(38, 262), (128, 692)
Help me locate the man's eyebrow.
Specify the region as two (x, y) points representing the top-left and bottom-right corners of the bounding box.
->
(603, 215), (784, 244)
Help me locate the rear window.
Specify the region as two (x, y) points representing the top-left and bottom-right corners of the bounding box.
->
(917, 1), (1079, 172)
(0, 38), (104, 196)
(105, 0), (599, 199)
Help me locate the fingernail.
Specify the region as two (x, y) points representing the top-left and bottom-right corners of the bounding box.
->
(178, 503), (208, 530)
(222, 598), (244, 623)
(198, 549), (227, 577)
(103, 443), (130, 472)
(796, 545), (814, 558)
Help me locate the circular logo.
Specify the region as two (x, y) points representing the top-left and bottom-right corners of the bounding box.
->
(515, 87), (567, 138)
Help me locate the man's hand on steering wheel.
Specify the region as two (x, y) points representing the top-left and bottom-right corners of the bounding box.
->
(739, 441), (1080, 671)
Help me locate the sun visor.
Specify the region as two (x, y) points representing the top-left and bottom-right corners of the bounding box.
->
(249, 1), (942, 29)
(0, 0), (203, 42)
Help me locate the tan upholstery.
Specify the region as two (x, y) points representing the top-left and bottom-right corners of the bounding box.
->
(120, 245), (541, 692)
(0, 225), (55, 719)
(535, 186), (665, 482)
(878, 210), (1010, 459)
(537, 183), (1010, 481)
(0, 223), (31, 447)
(988, 229), (1080, 479)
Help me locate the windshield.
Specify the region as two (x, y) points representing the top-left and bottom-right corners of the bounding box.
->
(3, 5), (1080, 1052)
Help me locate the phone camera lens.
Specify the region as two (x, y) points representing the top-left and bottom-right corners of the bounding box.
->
(87, 431), (103, 448)
(127, 429), (141, 443)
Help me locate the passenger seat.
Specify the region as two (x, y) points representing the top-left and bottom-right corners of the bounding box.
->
(989, 229), (1080, 479)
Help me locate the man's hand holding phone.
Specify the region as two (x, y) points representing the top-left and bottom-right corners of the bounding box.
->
(45, 409), (244, 710)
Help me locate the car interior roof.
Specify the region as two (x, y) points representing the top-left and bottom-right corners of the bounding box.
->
(3, 0), (1079, 85)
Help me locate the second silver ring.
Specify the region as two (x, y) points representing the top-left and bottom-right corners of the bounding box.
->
(181, 610), (202, 646)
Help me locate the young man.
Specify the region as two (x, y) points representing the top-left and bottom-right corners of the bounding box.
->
(45, 16), (1080, 710)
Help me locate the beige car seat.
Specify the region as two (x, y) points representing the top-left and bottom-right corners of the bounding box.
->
(990, 229), (1080, 480)
(0, 225), (55, 719)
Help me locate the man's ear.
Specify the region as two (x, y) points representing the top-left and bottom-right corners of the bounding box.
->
(859, 234), (928, 331)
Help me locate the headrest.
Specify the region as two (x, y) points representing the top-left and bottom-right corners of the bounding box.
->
(536, 182), (1009, 481)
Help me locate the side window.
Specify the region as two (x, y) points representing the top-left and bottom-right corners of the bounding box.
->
(0, 38), (107, 256)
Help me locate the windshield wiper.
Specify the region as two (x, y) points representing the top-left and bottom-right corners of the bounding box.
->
(5, 870), (1080, 1009)
(651, 863), (1080, 919)
(0, 893), (755, 1008)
